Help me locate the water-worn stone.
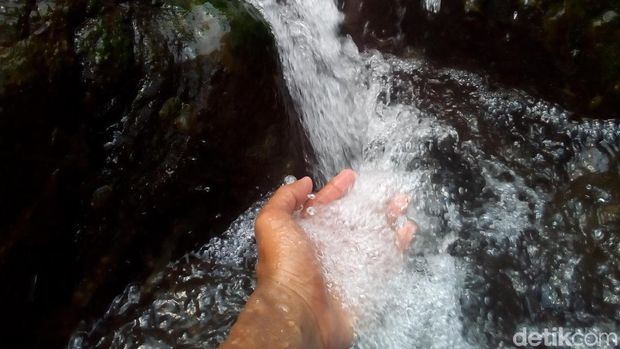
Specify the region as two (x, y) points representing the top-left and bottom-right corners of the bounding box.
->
(339, 0), (620, 118)
(0, 0), (306, 347)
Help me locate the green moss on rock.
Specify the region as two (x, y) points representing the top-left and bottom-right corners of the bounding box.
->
(0, 1), (305, 348)
(74, 7), (134, 94)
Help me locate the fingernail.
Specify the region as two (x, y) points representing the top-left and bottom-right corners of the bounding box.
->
(299, 176), (309, 182)
(405, 220), (418, 235)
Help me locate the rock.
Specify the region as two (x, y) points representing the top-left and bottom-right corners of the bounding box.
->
(0, 0), (306, 347)
(339, 0), (620, 118)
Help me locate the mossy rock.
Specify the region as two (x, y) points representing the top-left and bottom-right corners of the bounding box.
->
(0, 1), (306, 347)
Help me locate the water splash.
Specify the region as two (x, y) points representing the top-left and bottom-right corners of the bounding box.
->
(70, 203), (263, 349)
(297, 171), (473, 348)
(423, 0), (442, 14)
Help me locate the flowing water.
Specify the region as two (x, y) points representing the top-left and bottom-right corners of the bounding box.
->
(69, 0), (620, 348)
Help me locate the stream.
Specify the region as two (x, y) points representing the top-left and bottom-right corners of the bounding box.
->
(69, 0), (620, 348)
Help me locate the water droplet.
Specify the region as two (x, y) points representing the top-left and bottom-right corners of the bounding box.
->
(195, 185), (211, 193)
(306, 206), (316, 216)
(307, 193), (316, 200)
(593, 229), (605, 241)
(283, 175), (297, 185)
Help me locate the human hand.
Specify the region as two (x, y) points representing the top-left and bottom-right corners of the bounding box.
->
(221, 169), (416, 349)
(254, 169), (357, 349)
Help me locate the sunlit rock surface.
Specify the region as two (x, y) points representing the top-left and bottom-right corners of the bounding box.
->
(0, 0), (305, 347)
(338, 0), (620, 118)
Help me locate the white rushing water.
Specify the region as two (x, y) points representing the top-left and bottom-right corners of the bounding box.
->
(246, 0), (472, 347)
(247, 0), (370, 178)
(423, 0), (442, 14)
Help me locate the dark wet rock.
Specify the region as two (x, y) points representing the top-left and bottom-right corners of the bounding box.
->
(0, 0), (306, 347)
(68, 205), (261, 348)
(453, 135), (620, 346)
(338, 0), (620, 118)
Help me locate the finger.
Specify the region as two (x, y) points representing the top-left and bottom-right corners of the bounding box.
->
(396, 220), (417, 252)
(304, 169), (356, 209)
(386, 193), (417, 251)
(386, 193), (411, 227)
(263, 176), (313, 215)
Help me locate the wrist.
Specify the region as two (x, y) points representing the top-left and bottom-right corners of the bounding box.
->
(221, 280), (323, 349)
(255, 280), (325, 349)
(259, 276), (352, 349)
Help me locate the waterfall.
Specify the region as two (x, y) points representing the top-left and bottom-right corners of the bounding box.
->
(246, 0), (472, 347)
(241, 0), (620, 347)
(246, 0), (370, 179)
(69, 0), (620, 347)
(423, 0), (442, 14)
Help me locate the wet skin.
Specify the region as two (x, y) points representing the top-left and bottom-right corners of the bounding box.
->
(220, 169), (416, 349)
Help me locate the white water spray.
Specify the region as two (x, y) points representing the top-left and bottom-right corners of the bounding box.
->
(246, 0), (471, 347)
(247, 0), (370, 178)
(423, 0), (442, 14)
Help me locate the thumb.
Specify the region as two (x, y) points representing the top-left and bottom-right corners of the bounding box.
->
(263, 177), (313, 215)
